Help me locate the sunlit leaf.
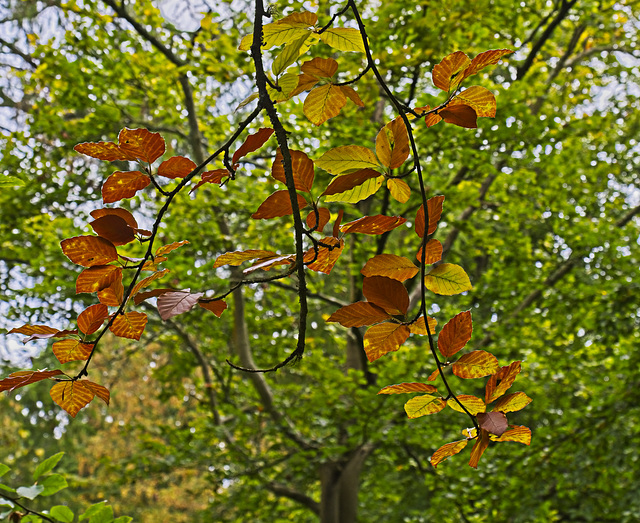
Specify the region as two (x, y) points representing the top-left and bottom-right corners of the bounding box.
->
(303, 237), (344, 274)
(319, 27), (365, 52)
(387, 178), (411, 203)
(198, 299), (227, 318)
(452, 350), (499, 378)
(84, 381), (110, 405)
(362, 276), (409, 315)
(77, 266), (122, 295)
(157, 291), (204, 321)
(490, 425), (532, 445)
(376, 118), (410, 169)
(477, 411), (508, 436)
(340, 85), (364, 107)
(272, 34), (310, 76)
(251, 190), (308, 219)
(156, 240), (189, 256)
(109, 312), (147, 340)
(316, 145), (380, 175)
(301, 57), (338, 78)
(416, 239), (443, 264)
(340, 215), (406, 235)
(408, 316), (438, 335)
(74, 141), (132, 161)
(322, 170), (383, 203)
(485, 361), (522, 403)
(415, 195), (445, 237)
(438, 310), (473, 357)
(306, 207), (331, 231)
(77, 304), (109, 335)
(432, 51), (471, 92)
(0, 370), (64, 393)
(424, 112), (442, 128)
(462, 49), (513, 81)
(272, 149), (315, 192)
(450, 86), (496, 117)
(426, 367), (441, 381)
(304, 84), (347, 126)
(191, 168), (230, 192)
(130, 268), (171, 298)
(101, 171), (151, 203)
(440, 104), (478, 128)
(244, 254), (295, 273)
(425, 263), (472, 295)
(430, 440), (468, 467)
(52, 339), (93, 364)
(278, 10), (318, 26)
(493, 391), (532, 413)
(327, 301), (390, 327)
(97, 279), (124, 306)
(233, 128), (274, 164)
(290, 73), (320, 96)
(447, 394), (486, 415)
(468, 429), (490, 468)
(61, 236), (118, 267)
(213, 250), (278, 268)
(377, 382), (437, 395)
(363, 323), (410, 362)
(49, 381), (94, 418)
(0, 175), (25, 188)
(118, 128), (165, 164)
(404, 394), (446, 418)
(157, 156), (197, 179)
(89, 215), (135, 246)
(361, 254), (418, 282)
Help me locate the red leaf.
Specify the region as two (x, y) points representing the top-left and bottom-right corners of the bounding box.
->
(340, 215), (406, 235)
(61, 236), (117, 267)
(251, 190), (308, 219)
(198, 299), (227, 318)
(109, 312), (147, 340)
(438, 310), (473, 358)
(477, 411), (509, 437)
(101, 171), (151, 203)
(157, 156), (197, 179)
(362, 276), (409, 315)
(415, 195), (445, 238)
(89, 215), (136, 246)
(156, 290), (204, 321)
(233, 128), (274, 164)
(117, 128), (165, 164)
(0, 369), (64, 393)
(271, 148), (315, 192)
(77, 304), (109, 335)
(327, 301), (390, 327)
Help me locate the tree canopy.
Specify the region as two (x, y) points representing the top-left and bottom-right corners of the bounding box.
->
(1, 0), (639, 521)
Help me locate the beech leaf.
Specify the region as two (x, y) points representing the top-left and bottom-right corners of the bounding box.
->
(157, 291), (205, 321)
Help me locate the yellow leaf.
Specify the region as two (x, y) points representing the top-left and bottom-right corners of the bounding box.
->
(492, 391), (532, 413)
(272, 33), (310, 76)
(447, 395), (486, 415)
(430, 440), (469, 467)
(387, 178), (411, 203)
(404, 394), (446, 418)
(432, 51), (471, 92)
(425, 263), (472, 295)
(489, 425), (532, 445)
(452, 350), (499, 379)
(316, 145), (380, 174)
(323, 175), (383, 203)
(304, 84), (347, 126)
(450, 86), (496, 118)
(361, 254), (418, 281)
(50, 381), (95, 418)
(319, 27), (365, 52)
(378, 382), (437, 395)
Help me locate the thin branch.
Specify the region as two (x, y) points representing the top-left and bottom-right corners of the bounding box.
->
(264, 483), (320, 515)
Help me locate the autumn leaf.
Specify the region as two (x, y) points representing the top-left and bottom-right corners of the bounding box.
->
(408, 315), (438, 335)
(233, 128), (274, 164)
(117, 128), (165, 164)
(363, 323), (410, 362)
(477, 411), (509, 437)
(438, 310), (473, 357)
(416, 239), (443, 264)
(271, 149), (315, 192)
(84, 381), (110, 405)
(101, 171), (151, 203)
(316, 145), (380, 175)
(130, 268), (170, 298)
(245, 254), (295, 273)
(301, 57), (338, 78)
(0, 369), (64, 393)
(213, 250), (278, 269)
(377, 382), (437, 395)
(468, 429), (490, 468)
(387, 178), (411, 203)
(424, 263), (472, 295)
(340, 215), (406, 235)
(319, 27), (365, 53)
(157, 156), (197, 179)
(362, 276), (409, 315)
(415, 195), (445, 237)
(8, 324), (63, 341)
(77, 304), (109, 335)
(156, 240), (189, 256)
(304, 84), (347, 126)
(493, 392), (532, 413)
(90, 208), (138, 229)
(327, 301), (390, 328)
(190, 168), (230, 192)
(447, 395), (486, 415)
(198, 299), (227, 318)
(361, 254), (418, 282)
(61, 236), (118, 267)
(440, 104), (478, 128)
(432, 51), (471, 92)
(50, 381), (95, 418)
(303, 237), (344, 274)
(75, 266), (122, 294)
(449, 86), (496, 118)
(97, 280), (124, 306)
(157, 290), (204, 321)
(452, 350), (499, 378)
(74, 141), (133, 161)
(430, 440), (469, 468)
(490, 425), (532, 445)
(306, 207), (331, 231)
(404, 395), (446, 418)
(89, 215), (136, 246)
(251, 190), (308, 219)
(52, 339), (93, 364)
(109, 312), (147, 340)
(376, 118), (410, 169)
(462, 49), (513, 82)
(485, 361), (522, 403)
(322, 169), (383, 203)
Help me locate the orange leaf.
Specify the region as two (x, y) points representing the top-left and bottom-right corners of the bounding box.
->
(363, 276), (409, 315)
(415, 195), (445, 237)
(61, 236), (118, 267)
(447, 394), (486, 415)
(440, 104), (478, 128)
(233, 128), (274, 164)
(155, 240), (189, 257)
(438, 310), (473, 358)
(157, 290), (204, 321)
(424, 263), (472, 295)
(361, 254), (418, 282)
(90, 208), (138, 229)
(477, 411), (508, 437)
(191, 168), (230, 192)
(377, 382), (437, 395)
(408, 315), (438, 335)
(101, 171), (151, 203)
(77, 304), (109, 335)
(304, 84), (347, 126)
(416, 239), (443, 264)
(213, 250), (278, 269)
(76, 266), (122, 294)
(90, 215), (136, 246)
(485, 361), (521, 403)
(198, 299), (227, 318)
(322, 169), (382, 203)
(290, 73), (319, 96)
(404, 394), (446, 418)
(303, 237), (344, 274)
(375, 118), (410, 169)
(450, 86), (496, 118)
(387, 178), (411, 203)
(74, 141), (132, 161)
(52, 339), (93, 364)
(492, 391), (532, 413)
(157, 156), (197, 179)
(426, 367), (441, 381)
(130, 268), (170, 298)
(340, 85), (364, 107)
(424, 112), (443, 128)
(97, 279), (124, 306)
(272, 149), (315, 192)
(8, 324), (60, 338)
(0, 369), (64, 393)
(452, 350), (499, 379)
(364, 323), (410, 362)
(327, 301), (390, 327)
(462, 49), (513, 81)
(84, 381), (110, 405)
(468, 429), (490, 468)
(301, 57), (338, 78)
(251, 190), (308, 219)
(432, 51), (471, 92)
(50, 381), (95, 418)
(306, 207), (331, 231)
(109, 312), (147, 340)
(430, 440), (469, 467)
(490, 425), (531, 445)
(118, 128), (165, 164)
(340, 215), (406, 235)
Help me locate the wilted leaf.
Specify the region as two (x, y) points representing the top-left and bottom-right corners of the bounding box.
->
(303, 237), (344, 274)
(272, 149), (315, 192)
(0, 369), (64, 393)
(157, 291), (204, 321)
(425, 263), (472, 295)
(322, 170), (383, 203)
(447, 394), (486, 415)
(101, 171), (151, 203)
(89, 215), (135, 246)
(415, 195), (445, 237)
(404, 394), (446, 418)
(468, 429), (490, 468)
(251, 190), (308, 219)
(493, 391), (532, 413)
(52, 339), (93, 364)
(316, 145), (380, 175)
(213, 250), (278, 268)
(477, 411), (508, 437)
(306, 207), (331, 231)
(327, 301), (390, 327)
(408, 315), (438, 335)
(376, 118), (410, 169)
(361, 254), (418, 282)
(362, 276), (409, 315)
(377, 382), (437, 395)
(61, 236), (118, 267)
(77, 304), (109, 335)
(117, 128), (165, 164)
(416, 239), (443, 264)
(109, 312), (147, 340)
(340, 215), (406, 235)
(387, 178), (411, 203)
(363, 323), (410, 362)
(430, 440), (469, 467)
(440, 104), (478, 128)
(233, 128), (274, 164)
(438, 310), (473, 357)
(452, 350), (499, 378)
(49, 381), (95, 418)
(485, 361), (522, 403)
(319, 27), (364, 52)
(490, 425), (532, 445)
(157, 156), (197, 179)
(198, 299), (227, 318)
(432, 51), (471, 92)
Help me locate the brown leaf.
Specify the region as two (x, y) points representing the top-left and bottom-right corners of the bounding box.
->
(452, 350), (499, 379)
(50, 381), (95, 418)
(430, 440), (469, 468)
(340, 214), (406, 235)
(327, 301), (390, 327)
(375, 118), (410, 169)
(449, 86), (496, 118)
(157, 156), (197, 179)
(468, 429), (490, 468)
(109, 312), (147, 340)
(77, 304), (109, 335)
(157, 291), (204, 321)
(416, 239), (443, 264)
(424, 112), (443, 128)
(440, 104), (478, 129)
(233, 128), (274, 164)
(101, 171), (151, 203)
(306, 207), (331, 231)
(76, 266), (121, 294)
(133, 288), (173, 305)
(361, 254), (418, 282)
(408, 316), (438, 335)
(198, 299), (227, 318)
(251, 190), (308, 219)
(303, 237), (344, 274)
(61, 236), (117, 267)
(377, 382), (437, 395)
(271, 149), (315, 192)
(364, 323), (410, 362)
(415, 195), (445, 238)
(84, 381), (110, 405)
(477, 411), (509, 437)
(117, 128), (165, 164)
(340, 85), (364, 107)
(90, 208), (138, 229)
(438, 310), (473, 358)
(0, 369), (64, 393)
(52, 339), (93, 364)
(485, 361), (521, 403)
(89, 215), (136, 246)
(130, 268), (171, 298)
(362, 276), (409, 315)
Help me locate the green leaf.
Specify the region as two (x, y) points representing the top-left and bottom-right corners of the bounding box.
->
(79, 501), (113, 522)
(0, 483), (16, 493)
(272, 33), (310, 76)
(0, 175), (25, 188)
(39, 474), (68, 496)
(113, 518), (133, 523)
(16, 484), (45, 500)
(50, 505), (75, 522)
(319, 27), (365, 52)
(0, 464), (9, 478)
(33, 452), (64, 480)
